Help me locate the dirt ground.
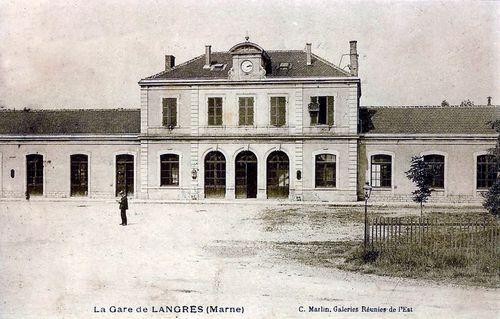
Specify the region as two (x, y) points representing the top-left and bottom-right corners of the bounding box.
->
(0, 201), (498, 319)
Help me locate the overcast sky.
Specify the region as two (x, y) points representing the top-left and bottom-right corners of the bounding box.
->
(0, 0), (498, 109)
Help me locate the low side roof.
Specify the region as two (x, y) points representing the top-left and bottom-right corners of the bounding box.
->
(143, 50), (350, 81)
(0, 109), (140, 135)
(360, 106), (499, 135)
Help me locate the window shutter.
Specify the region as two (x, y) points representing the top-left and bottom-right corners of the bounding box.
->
(327, 96), (334, 125)
(278, 97), (286, 126)
(162, 98), (168, 126)
(170, 99), (177, 126)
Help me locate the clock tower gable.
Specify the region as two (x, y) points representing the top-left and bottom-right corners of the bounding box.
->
(228, 42), (268, 80)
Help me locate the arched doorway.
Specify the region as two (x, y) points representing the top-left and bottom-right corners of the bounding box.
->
(266, 151), (289, 198)
(116, 154), (134, 196)
(235, 151), (257, 198)
(204, 151), (226, 198)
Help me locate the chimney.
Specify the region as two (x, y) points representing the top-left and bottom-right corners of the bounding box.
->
(306, 43), (312, 66)
(165, 55), (175, 71)
(204, 45), (212, 68)
(487, 96), (492, 106)
(349, 40), (358, 77)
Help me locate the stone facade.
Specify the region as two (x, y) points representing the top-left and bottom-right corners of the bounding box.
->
(0, 41), (497, 203)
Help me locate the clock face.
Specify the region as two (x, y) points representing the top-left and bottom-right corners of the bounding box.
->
(241, 60), (253, 73)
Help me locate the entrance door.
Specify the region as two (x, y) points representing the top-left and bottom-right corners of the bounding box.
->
(26, 154), (43, 196)
(116, 154), (134, 196)
(71, 154), (88, 196)
(235, 151), (257, 198)
(266, 151), (289, 198)
(204, 151), (226, 198)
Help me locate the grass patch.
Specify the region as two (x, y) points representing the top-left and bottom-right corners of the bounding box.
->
(340, 238), (500, 288)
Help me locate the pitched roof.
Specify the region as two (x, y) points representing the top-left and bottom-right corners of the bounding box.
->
(360, 106), (499, 135)
(0, 109), (140, 135)
(143, 50), (350, 80)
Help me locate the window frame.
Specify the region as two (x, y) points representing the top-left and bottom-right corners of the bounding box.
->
(310, 96), (334, 126)
(314, 153), (337, 188)
(476, 154), (497, 190)
(312, 150), (339, 189)
(207, 97), (223, 126)
(422, 153), (446, 189)
(70, 153), (90, 197)
(157, 151), (182, 188)
(238, 96), (255, 126)
(162, 97), (178, 127)
(370, 154), (392, 188)
(159, 154), (180, 187)
(269, 96), (287, 127)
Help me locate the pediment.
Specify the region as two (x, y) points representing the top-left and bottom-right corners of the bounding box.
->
(229, 42), (264, 55)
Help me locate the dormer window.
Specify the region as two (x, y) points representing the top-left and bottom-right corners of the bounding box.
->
(278, 62), (291, 70)
(210, 63), (226, 71)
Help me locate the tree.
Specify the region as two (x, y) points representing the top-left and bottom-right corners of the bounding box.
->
(482, 120), (500, 217)
(406, 156), (433, 217)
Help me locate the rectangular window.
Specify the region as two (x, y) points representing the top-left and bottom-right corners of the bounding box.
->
(477, 155), (497, 189)
(162, 98), (177, 127)
(310, 96), (334, 125)
(371, 155), (392, 188)
(238, 97), (254, 126)
(71, 154), (89, 196)
(315, 154), (336, 188)
(160, 154), (179, 186)
(270, 96), (286, 127)
(208, 97), (223, 126)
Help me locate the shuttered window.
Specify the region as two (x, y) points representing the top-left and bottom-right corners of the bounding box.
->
(208, 97), (223, 126)
(238, 97), (254, 126)
(270, 96), (286, 127)
(162, 98), (177, 127)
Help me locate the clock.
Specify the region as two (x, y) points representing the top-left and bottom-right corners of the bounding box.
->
(241, 60), (253, 73)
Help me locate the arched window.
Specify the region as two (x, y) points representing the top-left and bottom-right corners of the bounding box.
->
(266, 151), (290, 198)
(204, 151), (226, 198)
(477, 154), (496, 189)
(160, 154), (179, 186)
(315, 154), (336, 188)
(371, 154), (392, 188)
(423, 154), (445, 188)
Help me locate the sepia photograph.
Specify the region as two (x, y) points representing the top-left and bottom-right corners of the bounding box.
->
(0, 1), (498, 318)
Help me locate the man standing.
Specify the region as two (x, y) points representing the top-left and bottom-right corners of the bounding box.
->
(118, 190), (128, 226)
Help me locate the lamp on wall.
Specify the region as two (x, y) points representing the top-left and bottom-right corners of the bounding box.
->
(191, 168), (198, 180)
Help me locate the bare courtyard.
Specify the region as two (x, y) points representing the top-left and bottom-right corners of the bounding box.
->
(0, 201), (498, 319)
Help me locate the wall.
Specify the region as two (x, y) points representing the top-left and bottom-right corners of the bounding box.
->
(0, 140), (140, 199)
(361, 137), (496, 203)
